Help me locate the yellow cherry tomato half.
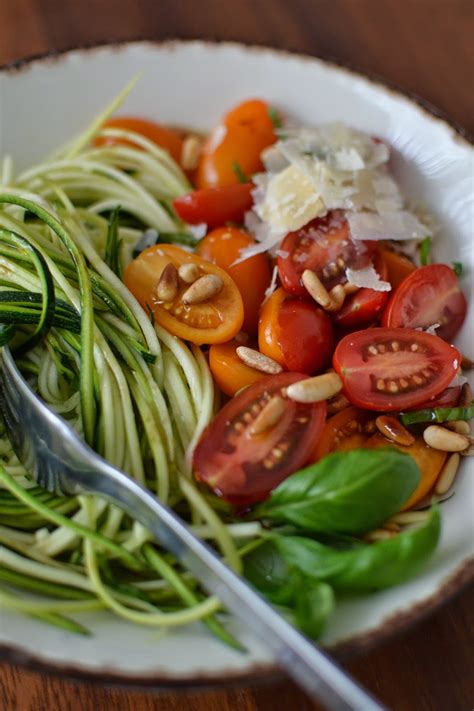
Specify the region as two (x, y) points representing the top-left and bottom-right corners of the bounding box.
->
(124, 244), (243, 345)
(209, 339), (266, 396)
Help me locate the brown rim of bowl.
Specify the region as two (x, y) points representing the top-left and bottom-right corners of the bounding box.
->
(0, 38), (473, 691)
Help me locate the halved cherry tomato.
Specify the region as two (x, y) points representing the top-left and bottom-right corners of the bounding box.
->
(378, 246), (416, 290)
(312, 406), (374, 460)
(95, 117), (183, 163)
(197, 227), (271, 334)
(366, 433), (446, 510)
(124, 244), (243, 345)
(196, 99), (277, 189)
(173, 184), (254, 228)
(334, 251), (390, 328)
(382, 264), (467, 341)
(404, 386), (461, 411)
(258, 288), (334, 374)
(277, 211), (377, 295)
(193, 373), (327, 505)
(333, 327), (461, 411)
(209, 339), (266, 396)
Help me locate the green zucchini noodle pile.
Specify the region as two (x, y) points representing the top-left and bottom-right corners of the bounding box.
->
(0, 87), (258, 646)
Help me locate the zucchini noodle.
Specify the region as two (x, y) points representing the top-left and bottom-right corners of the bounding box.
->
(0, 94), (260, 646)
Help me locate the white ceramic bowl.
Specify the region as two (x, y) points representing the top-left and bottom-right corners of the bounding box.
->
(0, 40), (473, 687)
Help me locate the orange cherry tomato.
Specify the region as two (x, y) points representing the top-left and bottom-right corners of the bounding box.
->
(258, 287), (288, 366)
(312, 407), (375, 460)
(209, 339), (266, 396)
(196, 99), (277, 189)
(366, 433), (447, 510)
(124, 244), (243, 345)
(95, 117), (183, 163)
(198, 227), (271, 334)
(378, 246), (416, 290)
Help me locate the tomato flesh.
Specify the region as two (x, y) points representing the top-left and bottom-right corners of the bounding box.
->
(193, 373), (327, 505)
(173, 184), (254, 228)
(334, 251), (390, 328)
(378, 246), (416, 290)
(382, 264), (467, 341)
(312, 406), (375, 460)
(278, 298), (334, 374)
(333, 327), (461, 411)
(124, 244), (243, 345)
(277, 211), (376, 295)
(366, 433), (446, 510)
(198, 227), (271, 334)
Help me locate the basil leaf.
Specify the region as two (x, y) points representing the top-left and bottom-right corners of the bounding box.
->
(400, 404), (474, 425)
(243, 540), (298, 605)
(257, 448), (420, 534)
(419, 236), (432, 265)
(294, 581), (335, 638)
(452, 261), (463, 277)
(273, 508), (440, 591)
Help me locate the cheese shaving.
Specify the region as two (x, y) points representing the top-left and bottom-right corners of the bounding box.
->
(345, 264), (392, 292)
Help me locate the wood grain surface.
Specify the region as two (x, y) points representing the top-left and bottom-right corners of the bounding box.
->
(0, 1), (473, 709)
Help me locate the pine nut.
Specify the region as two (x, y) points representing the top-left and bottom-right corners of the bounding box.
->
(178, 262), (200, 284)
(389, 510), (430, 526)
(236, 347), (283, 374)
(375, 415), (415, 446)
(325, 284), (346, 312)
(250, 396), (285, 435)
(302, 269), (332, 308)
(343, 282), (359, 295)
(365, 529), (396, 542)
(445, 420), (471, 435)
(461, 353), (474, 370)
(383, 522), (401, 533)
(423, 425), (469, 452)
(459, 382), (473, 407)
(182, 274), (223, 304)
(435, 453), (460, 495)
(461, 442), (474, 456)
(180, 135), (202, 171)
(154, 262), (178, 302)
(327, 392), (350, 415)
(286, 372), (343, 403)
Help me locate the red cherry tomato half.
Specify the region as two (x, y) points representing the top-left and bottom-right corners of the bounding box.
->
(172, 183), (254, 228)
(333, 327), (461, 411)
(193, 373), (327, 505)
(382, 264), (467, 342)
(278, 298), (334, 374)
(277, 211), (376, 295)
(334, 251), (390, 328)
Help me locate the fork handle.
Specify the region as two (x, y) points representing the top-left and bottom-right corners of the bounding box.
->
(75, 460), (384, 711)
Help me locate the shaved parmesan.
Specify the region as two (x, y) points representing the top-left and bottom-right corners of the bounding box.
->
(346, 263), (392, 291)
(263, 264), (279, 302)
(347, 211), (430, 241)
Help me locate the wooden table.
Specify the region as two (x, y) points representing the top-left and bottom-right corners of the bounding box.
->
(0, 1), (473, 709)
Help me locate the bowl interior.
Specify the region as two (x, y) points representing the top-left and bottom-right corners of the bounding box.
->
(0, 40), (473, 684)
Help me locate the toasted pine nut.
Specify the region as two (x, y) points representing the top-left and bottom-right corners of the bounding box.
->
(365, 529), (396, 542)
(182, 274), (223, 304)
(459, 382), (473, 407)
(461, 441), (474, 456)
(375, 415), (415, 446)
(180, 135), (202, 171)
(445, 420), (471, 435)
(343, 282), (359, 295)
(178, 262), (200, 284)
(236, 346), (283, 374)
(423, 425), (469, 452)
(327, 392), (350, 415)
(383, 522), (401, 533)
(154, 262), (178, 302)
(250, 396), (285, 435)
(389, 510), (430, 526)
(286, 372), (342, 403)
(461, 353), (474, 370)
(325, 284), (346, 312)
(435, 453), (460, 495)
(302, 269), (332, 308)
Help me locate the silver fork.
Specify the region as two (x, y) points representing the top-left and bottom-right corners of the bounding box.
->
(0, 346), (386, 711)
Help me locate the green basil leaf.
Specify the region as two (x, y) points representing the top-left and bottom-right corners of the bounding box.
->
(243, 540), (298, 605)
(294, 581), (335, 638)
(419, 236), (432, 265)
(400, 404), (474, 426)
(257, 448), (420, 534)
(273, 508), (440, 591)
